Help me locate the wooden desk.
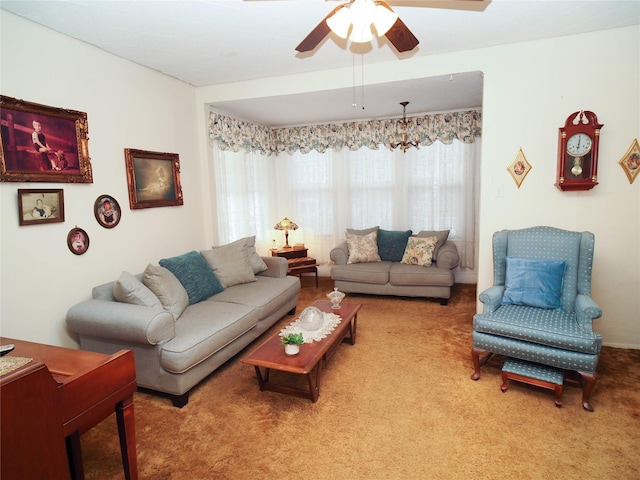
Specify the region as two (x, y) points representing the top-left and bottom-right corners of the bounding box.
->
(0, 337), (138, 480)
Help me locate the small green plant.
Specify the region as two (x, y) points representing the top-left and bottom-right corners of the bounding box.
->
(280, 333), (304, 346)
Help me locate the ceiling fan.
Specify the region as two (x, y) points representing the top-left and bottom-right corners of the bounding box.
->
(295, 0), (482, 53)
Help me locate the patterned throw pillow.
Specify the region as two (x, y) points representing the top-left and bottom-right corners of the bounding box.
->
(346, 231), (381, 264)
(401, 236), (438, 267)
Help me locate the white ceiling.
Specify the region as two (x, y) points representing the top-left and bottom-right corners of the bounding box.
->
(2, 0), (639, 126)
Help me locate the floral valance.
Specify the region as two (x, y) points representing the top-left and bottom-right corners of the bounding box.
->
(208, 109), (481, 155)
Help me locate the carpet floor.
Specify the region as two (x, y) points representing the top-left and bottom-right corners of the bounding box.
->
(81, 277), (640, 479)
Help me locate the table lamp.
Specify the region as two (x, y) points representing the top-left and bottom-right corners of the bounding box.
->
(274, 217), (299, 249)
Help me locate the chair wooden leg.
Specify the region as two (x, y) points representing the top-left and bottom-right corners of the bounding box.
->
(470, 347), (485, 380)
(578, 371), (597, 412)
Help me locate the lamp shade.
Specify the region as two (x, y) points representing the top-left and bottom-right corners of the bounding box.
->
(373, 3), (398, 36)
(274, 217), (299, 249)
(326, 5), (351, 39)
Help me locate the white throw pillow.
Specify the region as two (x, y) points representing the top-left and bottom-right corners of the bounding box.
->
(201, 241), (256, 288)
(113, 271), (162, 308)
(346, 231), (381, 264)
(142, 264), (189, 320)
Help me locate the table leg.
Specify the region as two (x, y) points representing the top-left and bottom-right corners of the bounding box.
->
(116, 395), (138, 480)
(66, 432), (84, 480)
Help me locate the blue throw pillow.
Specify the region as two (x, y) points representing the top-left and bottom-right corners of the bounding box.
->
(377, 229), (412, 262)
(160, 251), (224, 305)
(502, 257), (567, 310)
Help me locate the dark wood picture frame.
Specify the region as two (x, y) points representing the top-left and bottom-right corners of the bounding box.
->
(18, 188), (65, 226)
(1, 95), (93, 183)
(94, 194), (122, 229)
(124, 148), (183, 209)
(67, 227), (89, 255)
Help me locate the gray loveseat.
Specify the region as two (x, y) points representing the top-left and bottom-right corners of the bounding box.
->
(66, 237), (300, 407)
(330, 228), (460, 305)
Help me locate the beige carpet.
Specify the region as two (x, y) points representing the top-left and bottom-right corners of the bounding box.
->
(81, 277), (640, 479)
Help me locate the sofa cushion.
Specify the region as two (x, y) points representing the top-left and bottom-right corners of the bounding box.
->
(201, 241), (256, 288)
(346, 231), (381, 264)
(377, 229), (412, 262)
(143, 264), (190, 320)
(160, 301), (259, 374)
(113, 271), (162, 308)
(210, 275), (300, 320)
(502, 257), (566, 310)
(213, 236), (268, 274)
(160, 251), (225, 305)
(331, 261), (392, 285)
(347, 226), (379, 236)
(401, 236), (438, 267)
(417, 230), (450, 258)
(389, 263), (454, 287)
(473, 305), (601, 354)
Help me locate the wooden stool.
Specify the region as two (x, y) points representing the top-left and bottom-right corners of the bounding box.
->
(501, 357), (564, 407)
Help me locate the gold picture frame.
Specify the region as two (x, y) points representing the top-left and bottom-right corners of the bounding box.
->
(1, 95), (92, 183)
(124, 148), (183, 209)
(618, 138), (640, 185)
(507, 147), (532, 189)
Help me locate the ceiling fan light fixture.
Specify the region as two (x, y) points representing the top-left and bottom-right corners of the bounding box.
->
(373, 3), (398, 36)
(326, 5), (351, 39)
(349, 0), (376, 42)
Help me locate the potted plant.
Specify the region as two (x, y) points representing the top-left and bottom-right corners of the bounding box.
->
(281, 332), (304, 355)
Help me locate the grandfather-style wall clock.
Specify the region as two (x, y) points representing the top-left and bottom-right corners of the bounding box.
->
(555, 110), (603, 191)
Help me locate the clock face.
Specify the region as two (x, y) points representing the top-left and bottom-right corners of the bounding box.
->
(566, 133), (592, 157)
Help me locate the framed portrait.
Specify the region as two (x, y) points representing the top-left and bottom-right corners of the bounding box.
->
(1, 95), (93, 183)
(18, 188), (65, 226)
(94, 194), (122, 229)
(124, 148), (183, 209)
(618, 138), (640, 185)
(67, 227), (89, 255)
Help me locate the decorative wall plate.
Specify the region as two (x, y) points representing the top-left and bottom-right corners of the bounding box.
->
(507, 148), (531, 189)
(618, 138), (640, 185)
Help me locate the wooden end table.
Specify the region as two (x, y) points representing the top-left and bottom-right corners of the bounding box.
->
(241, 300), (361, 402)
(271, 248), (318, 286)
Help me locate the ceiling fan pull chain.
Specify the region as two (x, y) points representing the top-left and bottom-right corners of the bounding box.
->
(361, 54), (365, 110)
(352, 53), (357, 108)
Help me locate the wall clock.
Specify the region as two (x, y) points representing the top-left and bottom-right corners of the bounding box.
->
(555, 110), (603, 191)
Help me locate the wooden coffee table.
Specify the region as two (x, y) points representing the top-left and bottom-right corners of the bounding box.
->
(241, 300), (361, 402)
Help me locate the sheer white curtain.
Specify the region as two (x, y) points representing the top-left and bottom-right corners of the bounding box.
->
(210, 139), (480, 269)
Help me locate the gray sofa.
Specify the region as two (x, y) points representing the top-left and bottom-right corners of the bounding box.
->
(330, 228), (460, 305)
(66, 238), (300, 407)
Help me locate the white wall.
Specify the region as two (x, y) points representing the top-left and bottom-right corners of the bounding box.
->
(1, 13), (205, 347)
(197, 26), (640, 348)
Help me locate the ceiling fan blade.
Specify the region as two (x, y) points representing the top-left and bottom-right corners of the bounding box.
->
(295, 4), (345, 53)
(384, 17), (419, 52)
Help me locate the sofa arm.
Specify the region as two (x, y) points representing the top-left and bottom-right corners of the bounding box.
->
(435, 241), (460, 270)
(66, 300), (175, 345)
(574, 294), (603, 331)
(478, 285), (505, 314)
(257, 256), (288, 278)
(330, 241), (349, 265)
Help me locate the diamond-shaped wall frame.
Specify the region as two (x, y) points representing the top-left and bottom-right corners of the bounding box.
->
(507, 148), (531, 189)
(618, 138), (640, 185)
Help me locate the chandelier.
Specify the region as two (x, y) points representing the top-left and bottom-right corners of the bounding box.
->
(390, 101), (420, 153)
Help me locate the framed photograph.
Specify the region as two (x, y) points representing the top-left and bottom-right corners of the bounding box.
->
(124, 148), (183, 209)
(1, 95), (92, 183)
(507, 147), (532, 189)
(18, 188), (65, 226)
(94, 194), (122, 229)
(618, 138), (640, 185)
(67, 227), (89, 255)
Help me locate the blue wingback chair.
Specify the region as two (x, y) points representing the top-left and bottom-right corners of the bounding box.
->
(471, 226), (603, 411)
